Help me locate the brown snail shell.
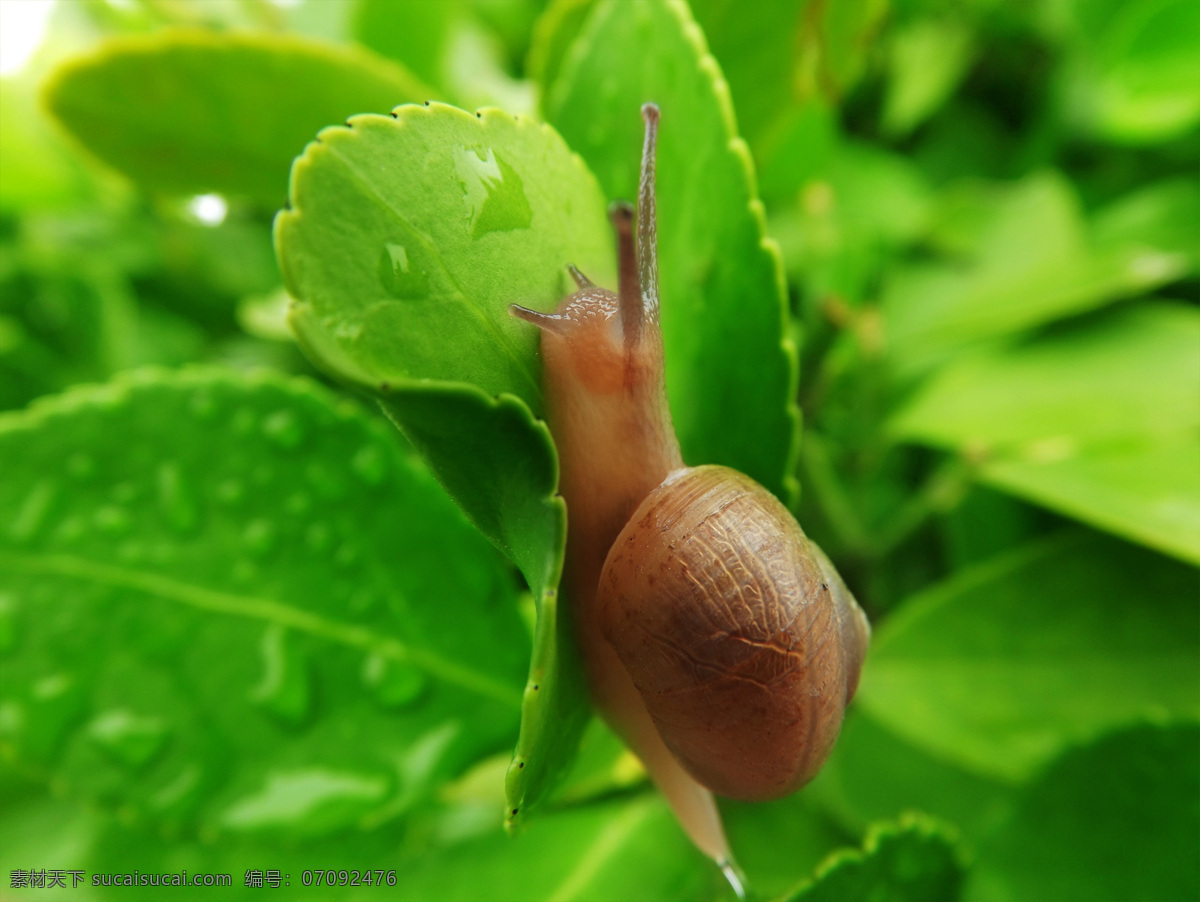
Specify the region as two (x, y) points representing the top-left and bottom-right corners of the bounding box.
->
(597, 465), (870, 802)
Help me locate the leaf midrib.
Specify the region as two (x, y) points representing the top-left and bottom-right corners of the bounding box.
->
(0, 549), (521, 708)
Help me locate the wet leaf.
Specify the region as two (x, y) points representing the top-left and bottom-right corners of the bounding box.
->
(0, 369), (528, 837)
(276, 101), (612, 826)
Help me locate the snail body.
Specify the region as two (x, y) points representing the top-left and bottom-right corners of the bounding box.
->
(511, 104), (868, 865)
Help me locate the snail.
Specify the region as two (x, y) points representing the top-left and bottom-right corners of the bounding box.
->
(511, 104), (870, 875)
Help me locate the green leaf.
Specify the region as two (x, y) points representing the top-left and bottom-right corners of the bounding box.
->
(891, 303), (1200, 449)
(392, 794), (717, 901)
(376, 385), (588, 830)
(722, 793), (852, 899)
(277, 102), (612, 410)
(0, 368), (528, 837)
(891, 303), (1200, 562)
(857, 531), (1200, 782)
(969, 722), (1200, 902)
(1091, 176), (1200, 269)
(982, 437), (1200, 566)
(543, 0), (800, 504)
(809, 711), (1014, 845)
(527, 0), (596, 91)
(771, 141), (931, 305)
(276, 101), (614, 824)
(353, 0), (461, 91)
(782, 813), (965, 902)
(689, 0), (803, 148)
(882, 18), (974, 137)
(42, 30), (433, 206)
(1060, 0), (1200, 144)
(795, 0), (889, 103)
(0, 78), (94, 212)
(882, 173), (1188, 372)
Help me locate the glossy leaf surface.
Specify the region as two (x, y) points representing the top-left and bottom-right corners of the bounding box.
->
(0, 369), (528, 836)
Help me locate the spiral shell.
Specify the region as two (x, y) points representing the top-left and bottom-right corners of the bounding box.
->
(597, 465), (870, 801)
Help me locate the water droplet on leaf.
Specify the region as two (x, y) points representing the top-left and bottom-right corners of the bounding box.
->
(88, 709), (170, 770)
(351, 444), (388, 486)
(242, 519), (277, 558)
(250, 625), (311, 725)
(305, 522), (331, 552)
(190, 391), (217, 420)
(157, 462), (198, 533)
(334, 543), (359, 568)
(305, 461), (346, 500)
(67, 453), (95, 481)
(378, 243), (431, 299)
(21, 674), (86, 763)
(0, 593), (17, 653)
(231, 408), (256, 435)
(454, 146), (533, 238)
(361, 652), (426, 709)
(117, 541), (145, 563)
(220, 768), (391, 836)
(94, 505), (132, 535)
(262, 409), (305, 449)
(216, 479), (245, 505)
(10, 481), (56, 543)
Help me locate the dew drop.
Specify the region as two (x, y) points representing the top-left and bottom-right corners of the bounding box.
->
(87, 709), (170, 770)
(262, 409), (305, 449)
(249, 625), (311, 725)
(361, 652), (427, 709)
(318, 315), (364, 342)
(10, 480), (56, 543)
(151, 764), (203, 814)
(216, 479), (245, 505)
(305, 522), (332, 552)
(67, 453), (95, 481)
(157, 462), (198, 533)
(55, 516), (85, 543)
(0, 592), (17, 653)
(232, 559), (257, 584)
(190, 391), (217, 421)
(231, 407), (256, 435)
(0, 701), (25, 743)
(351, 444), (388, 486)
(305, 461), (346, 500)
(720, 860), (747, 900)
(348, 587), (378, 614)
(242, 519), (277, 558)
(112, 481), (138, 504)
(117, 541), (146, 563)
(333, 543), (359, 568)
(220, 768), (390, 834)
(454, 146), (533, 239)
(94, 505), (132, 535)
(378, 243), (431, 300)
(24, 674), (86, 761)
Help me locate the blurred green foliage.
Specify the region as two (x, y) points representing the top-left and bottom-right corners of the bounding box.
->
(0, 0), (1196, 900)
